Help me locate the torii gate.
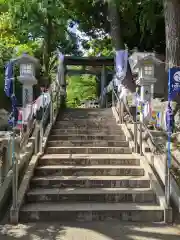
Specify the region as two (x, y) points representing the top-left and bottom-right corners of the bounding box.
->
(58, 55), (114, 108)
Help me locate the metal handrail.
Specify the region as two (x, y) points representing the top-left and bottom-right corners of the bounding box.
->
(123, 101), (156, 144)
(112, 86), (157, 155)
(111, 86), (171, 208)
(112, 87), (138, 152)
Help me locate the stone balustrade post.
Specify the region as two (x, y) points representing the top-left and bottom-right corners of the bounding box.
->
(39, 122), (43, 154)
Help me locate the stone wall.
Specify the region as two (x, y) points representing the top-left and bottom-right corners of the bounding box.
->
(154, 63), (167, 98)
(151, 99), (180, 131)
(0, 109), (10, 131)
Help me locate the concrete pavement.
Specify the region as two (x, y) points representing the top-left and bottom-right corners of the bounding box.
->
(0, 221), (180, 240)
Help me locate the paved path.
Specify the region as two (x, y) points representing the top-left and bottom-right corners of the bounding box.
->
(0, 222), (180, 240)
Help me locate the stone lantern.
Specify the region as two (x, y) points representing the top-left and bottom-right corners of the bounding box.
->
(16, 53), (39, 107)
(133, 54), (162, 121)
(133, 55), (162, 101)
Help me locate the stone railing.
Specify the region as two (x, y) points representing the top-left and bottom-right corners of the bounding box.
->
(0, 80), (62, 223)
(111, 86), (173, 222)
(119, 94), (180, 214)
(0, 134), (13, 186)
(143, 130), (180, 213)
(0, 129), (34, 221)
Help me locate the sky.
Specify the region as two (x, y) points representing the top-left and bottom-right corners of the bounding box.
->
(68, 22), (109, 56)
(68, 23), (90, 55)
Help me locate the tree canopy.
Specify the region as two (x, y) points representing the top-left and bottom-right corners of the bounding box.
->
(0, 0), (167, 69)
(61, 0), (165, 54)
(0, 0), (179, 108)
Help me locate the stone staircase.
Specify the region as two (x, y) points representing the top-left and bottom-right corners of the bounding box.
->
(19, 108), (164, 222)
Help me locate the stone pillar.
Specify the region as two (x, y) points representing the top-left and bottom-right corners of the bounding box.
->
(100, 65), (106, 108)
(22, 84), (34, 107)
(60, 62), (66, 108)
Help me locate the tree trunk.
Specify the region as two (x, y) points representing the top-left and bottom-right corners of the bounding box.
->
(107, 0), (136, 92)
(43, 14), (53, 83)
(164, 0), (180, 68)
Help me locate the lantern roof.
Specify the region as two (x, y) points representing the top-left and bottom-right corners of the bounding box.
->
(16, 53), (39, 66)
(133, 55), (162, 69)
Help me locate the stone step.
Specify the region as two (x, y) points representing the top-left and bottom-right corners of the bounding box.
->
(54, 120), (121, 129)
(61, 109), (112, 112)
(47, 140), (129, 147)
(35, 165), (144, 177)
(54, 121), (117, 128)
(58, 116), (114, 121)
(53, 125), (121, 130)
(49, 134), (126, 141)
(51, 129), (124, 135)
(56, 119), (117, 123)
(46, 147), (132, 154)
(26, 188), (157, 204)
(59, 109), (113, 118)
(58, 117), (114, 122)
(39, 154), (140, 166)
(61, 108), (112, 113)
(30, 176), (150, 189)
(19, 202), (164, 222)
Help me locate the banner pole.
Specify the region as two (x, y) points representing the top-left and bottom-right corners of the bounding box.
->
(11, 66), (18, 223)
(165, 68), (174, 207)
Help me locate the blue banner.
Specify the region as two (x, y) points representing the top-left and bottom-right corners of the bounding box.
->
(166, 67), (179, 169)
(4, 61), (14, 97)
(115, 50), (128, 82)
(168, 67), (180, 100)
(4, 59), (18, 127)
(8, 95), (18, 127)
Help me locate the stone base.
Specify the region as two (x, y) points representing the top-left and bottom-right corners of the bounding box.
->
(30, 177), (150, 189)
(46, 147), (132, 154)
(49, 135), (126, 141)
(47, 140), (129, 147)
(35, 166), (144, 177)
(26, 188), (157, 204)
(39, 155), (140, 166)
(19, 203), (164, 223)
(10, 207), (19, 225)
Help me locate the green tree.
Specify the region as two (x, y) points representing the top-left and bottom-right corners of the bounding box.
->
(0, 8), (42, 108)
(87, 36), (113, 57)
(106, 0), (135, 92)
(62, 0), (165, 53)
(67, 74), (97, 107)
(8, 0), (80, 79)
